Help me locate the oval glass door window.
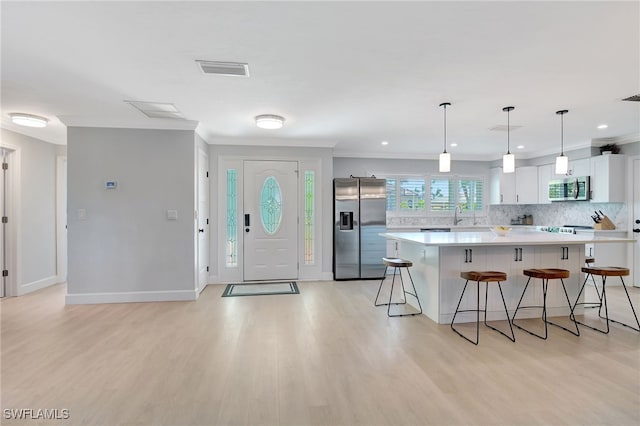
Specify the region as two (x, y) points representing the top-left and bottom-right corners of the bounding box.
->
(260, 176), (283, 234)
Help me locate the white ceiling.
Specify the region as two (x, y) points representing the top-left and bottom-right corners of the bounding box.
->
(1, 1), (639, 160)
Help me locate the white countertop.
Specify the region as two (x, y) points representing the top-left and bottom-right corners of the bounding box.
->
(381, 231), (634, 247)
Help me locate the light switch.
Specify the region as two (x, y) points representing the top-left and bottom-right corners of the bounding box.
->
(77, 209), (87, 220)
(167, 210), (178, 220)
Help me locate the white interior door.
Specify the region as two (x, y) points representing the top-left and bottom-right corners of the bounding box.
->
(633, 158), (640, 287)
(197, 148), (210, 291)
(243, 161), (298, 281)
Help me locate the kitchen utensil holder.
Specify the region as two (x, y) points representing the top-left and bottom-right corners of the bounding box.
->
(594, 216), (615, 230)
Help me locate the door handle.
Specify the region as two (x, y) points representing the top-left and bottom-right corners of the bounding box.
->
(633, 228), (640, 233)
(198, 228), (204, 233)
(244, 214), (250, 227)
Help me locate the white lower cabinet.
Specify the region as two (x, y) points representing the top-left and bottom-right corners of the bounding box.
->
(439, 244), (583, 323)
(439, 247), (487, 321)
(386, 239), (400, 258)
(486, 246), (537, 315)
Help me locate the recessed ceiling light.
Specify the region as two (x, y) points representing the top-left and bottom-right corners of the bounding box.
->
(450, 143), (458, 147)
(9, 113), (48, 128)
(255, 114), (285, 130)
(381, 141), (389, 145)
(517, 145), (525, 149)
(597, 124), (608, 129)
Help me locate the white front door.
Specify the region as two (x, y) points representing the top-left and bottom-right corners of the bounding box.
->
(197, 148), (210, 291)
(243, 161), (298, 281)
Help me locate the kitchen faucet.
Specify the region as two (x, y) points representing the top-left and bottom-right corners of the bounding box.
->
(454, 205), (463, 225)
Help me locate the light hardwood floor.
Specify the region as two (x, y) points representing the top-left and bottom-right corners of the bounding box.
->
(2, 281), (639, 425)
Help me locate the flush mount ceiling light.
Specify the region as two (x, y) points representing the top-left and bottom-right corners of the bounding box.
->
(439, 102), (451, 173)
(502, 106), (515, 173)
(555, 109), (569, 175)
(597, 124), (608, 129)
(255, 114), (285, 130)
(9, 113), (48, 128)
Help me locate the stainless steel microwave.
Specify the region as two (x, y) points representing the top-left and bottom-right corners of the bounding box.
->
(548, 176), (590, 201)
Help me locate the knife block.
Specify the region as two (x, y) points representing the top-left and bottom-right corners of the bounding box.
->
(594, 216), (615, 230)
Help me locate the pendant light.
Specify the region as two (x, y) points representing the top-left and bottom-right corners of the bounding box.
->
(502, 106), (515, 173)
(439, 102), (451, 173)
(555, 109), (569, 175)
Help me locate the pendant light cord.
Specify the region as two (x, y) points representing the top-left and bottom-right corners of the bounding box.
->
(443, 104), (447, 154)
(556, 109), (568, 156)
(440, 102), (451, 154)
(507, 109), (511, 154)
(560, 112), (564, 155)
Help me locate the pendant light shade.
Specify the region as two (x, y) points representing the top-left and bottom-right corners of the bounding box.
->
(439, 102), (451, 173)
(502, 106), (515, 173)
(555, 110), (569, 175)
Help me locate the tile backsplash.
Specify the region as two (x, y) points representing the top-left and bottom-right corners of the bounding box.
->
(387, 202), (627, 229)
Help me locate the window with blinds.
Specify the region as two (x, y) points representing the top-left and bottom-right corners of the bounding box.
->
(430, 176), (484, 212)
(385, 178), (396, 211)
(384, 175), (484, 215)
(399, 178), (426, 211)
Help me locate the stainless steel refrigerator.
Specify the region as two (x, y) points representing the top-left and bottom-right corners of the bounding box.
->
(333, 177), (387, 280)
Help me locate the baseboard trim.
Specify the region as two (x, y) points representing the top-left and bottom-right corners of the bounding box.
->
(19, 275), (58, 295)
(65, 289), (198, 305)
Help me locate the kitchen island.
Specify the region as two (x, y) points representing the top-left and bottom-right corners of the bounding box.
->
(381, 231), (633, 324)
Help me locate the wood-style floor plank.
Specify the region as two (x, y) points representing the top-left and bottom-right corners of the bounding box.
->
(1, 281), (639, 425)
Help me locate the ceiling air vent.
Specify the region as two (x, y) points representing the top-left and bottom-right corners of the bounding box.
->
(489, 124), (523, 132)
(125, 101), (185, 119)
(622, 94), (640, 102)
(196, 60), (249, 77)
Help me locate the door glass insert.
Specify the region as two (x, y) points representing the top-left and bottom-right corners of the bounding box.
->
(304, 171), (314, 264)
(260, 176), (283, 235)
(226, 169), (238, 267)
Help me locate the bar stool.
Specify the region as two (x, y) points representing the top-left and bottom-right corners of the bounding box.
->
(512, 268), (580, 339)
(451, 271), (515, 345)
(374, 257), (422, 317)
(571, 266), (640, 333)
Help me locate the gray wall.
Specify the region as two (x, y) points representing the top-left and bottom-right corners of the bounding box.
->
(66, 127), (196, 302)
(1, 129), (58, 294)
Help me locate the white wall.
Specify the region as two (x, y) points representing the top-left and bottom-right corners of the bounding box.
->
(66, 127), (196, 303)
(0, 129), (58, 295)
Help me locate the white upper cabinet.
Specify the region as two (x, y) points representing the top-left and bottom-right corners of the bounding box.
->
(515, 166), (538, 204)
(490, 167), (516, 204)
(490, 166), (537, 205)
(537, 164), (553, 204)
(554, 157), (590, 178)
(590, 154), (626, 203)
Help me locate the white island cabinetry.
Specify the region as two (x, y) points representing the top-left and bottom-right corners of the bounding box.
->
(381, 231), (631, 324)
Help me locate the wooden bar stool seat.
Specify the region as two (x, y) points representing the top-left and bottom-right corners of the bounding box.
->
(374, 257), (422, 317)
(451, 270), (515, 345)
(572, 266), (639, 333)
(512, 268), (579, 339)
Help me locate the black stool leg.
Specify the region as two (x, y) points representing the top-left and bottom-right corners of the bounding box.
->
(512, 277), (549, 340)
(387, 267), (422, 317)
(374, 266), (388, 307)
(605, 276), (640, 332)
(451, 279), (479, 345)
(483, 281), (516, 342)
(572, 275), (610, 334)
(544, 278), (580, 336)
(584, 270), (602, 308)
(403, 268), (423, 315)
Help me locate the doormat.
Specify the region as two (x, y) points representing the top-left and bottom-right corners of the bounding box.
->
(221, 282), (299, 297)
